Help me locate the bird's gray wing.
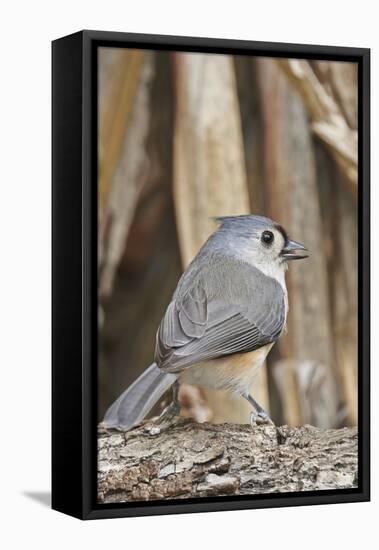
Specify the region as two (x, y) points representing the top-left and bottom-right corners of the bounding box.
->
(155, 257), (286, 373)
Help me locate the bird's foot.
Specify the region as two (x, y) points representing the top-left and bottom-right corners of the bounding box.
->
(244, 392), (275, 428)
(250, 409), (275, 427)
(147, 382), (182, 435)
(159, 400), (181, 422)
(150, 401), (181, 432)
(146, 403), (182, 436)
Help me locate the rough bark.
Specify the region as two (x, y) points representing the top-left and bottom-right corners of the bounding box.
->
(98, 418), (358, 503)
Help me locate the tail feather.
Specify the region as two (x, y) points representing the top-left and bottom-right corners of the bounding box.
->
(103, 362), (177, 430)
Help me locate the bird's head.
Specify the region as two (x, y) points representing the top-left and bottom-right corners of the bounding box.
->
(213, 215), (308, 280)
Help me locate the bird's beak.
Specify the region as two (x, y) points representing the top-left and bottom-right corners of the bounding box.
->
(280, 239), (309, 260)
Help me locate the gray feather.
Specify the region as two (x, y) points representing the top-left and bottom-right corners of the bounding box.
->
(177, 282), (208, 338)
(103, 362), (177, 430)
(155, 255), (285, 373)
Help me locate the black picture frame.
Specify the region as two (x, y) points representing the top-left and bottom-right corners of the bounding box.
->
(52, 30), (370, 520)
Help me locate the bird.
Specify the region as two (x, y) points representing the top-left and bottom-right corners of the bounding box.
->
(103, 214), (308, 430)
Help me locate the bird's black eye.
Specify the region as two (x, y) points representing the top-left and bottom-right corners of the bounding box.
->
(261, 230), (274, 246)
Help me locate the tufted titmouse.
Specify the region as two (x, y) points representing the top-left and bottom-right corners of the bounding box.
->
(103, 215), (308, 430)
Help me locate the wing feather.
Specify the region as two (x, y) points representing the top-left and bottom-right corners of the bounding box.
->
(155, 257), (286, 373)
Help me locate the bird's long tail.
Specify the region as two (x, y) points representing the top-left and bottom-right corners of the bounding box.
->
(103, 362), (177, 430)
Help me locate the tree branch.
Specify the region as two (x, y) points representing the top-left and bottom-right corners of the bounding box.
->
(98, 418), (358, 503)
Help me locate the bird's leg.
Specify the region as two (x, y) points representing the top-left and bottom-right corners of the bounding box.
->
(158, 381), (181, 421)
(243, 393), (275, 426)
(148, 383), (181, 434)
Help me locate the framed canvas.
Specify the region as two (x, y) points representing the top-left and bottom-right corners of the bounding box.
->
(52, 30), (370, 520)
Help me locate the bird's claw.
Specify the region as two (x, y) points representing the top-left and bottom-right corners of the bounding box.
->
(250, 410), (275, 427)
(146, 402), (181, 436)
(159, 401), (181, 421)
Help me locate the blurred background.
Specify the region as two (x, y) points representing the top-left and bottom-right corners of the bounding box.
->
(98, 47), (358, 429)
